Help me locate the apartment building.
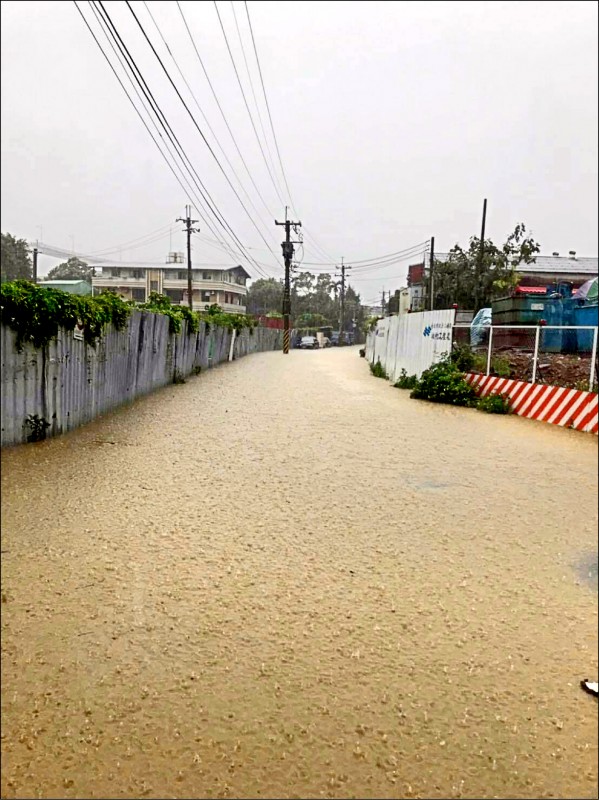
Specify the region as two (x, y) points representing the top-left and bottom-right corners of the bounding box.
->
(91, 262), (250, 314)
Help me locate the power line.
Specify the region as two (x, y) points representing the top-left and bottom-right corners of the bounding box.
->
(299, 241), (429, 269)
(141, 1), (280, 259)
(86, 223), (175, 255)
(243, 1), (292, 209)
(176, 0), (277, 224)
(76, 1), (238, 266)
(243, 1), (336, 265)
(213, 0), (285, 208)
(90, 0), (250, 267)
(230, 0), (284, 202)
(88, 1), (273, 278)
(125, 0), (281, 271)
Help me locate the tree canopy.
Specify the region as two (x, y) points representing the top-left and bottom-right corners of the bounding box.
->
(46, 257), (95, 282)
(245, 271), (366, 331)
(245, 277), (283, 316)
(1, 233), (32, 283)
(427, 223), (540, 311)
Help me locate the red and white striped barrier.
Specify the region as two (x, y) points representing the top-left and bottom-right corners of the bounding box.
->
(465, 373), (598, 434)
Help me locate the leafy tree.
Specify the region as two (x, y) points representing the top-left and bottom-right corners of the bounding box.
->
(46, 257), (95, 282)
(245, 277), (284, 315)
(427, 223), (540, 311)
(343, 284), (366, 333)
(1, 233), (32, 282)
(295, 312), (328, 328)
(245, 269), (366, 332)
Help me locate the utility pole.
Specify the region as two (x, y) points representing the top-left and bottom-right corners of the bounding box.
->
(177, 206), (200, 310)
(275, 208), (301, 354)
(475, 198), (487, 311)
(336, 258), (351, 345)
(32, 247), (38, 284)
(429, 236), (435, 310)
(381, 289), (386, 317)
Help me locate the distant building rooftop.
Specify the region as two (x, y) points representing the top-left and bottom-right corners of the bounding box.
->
(38, 279), (92, 295)
(516, 255), (597, 275)
(428, 253), (597, 276)
(39, 280), (90, 285)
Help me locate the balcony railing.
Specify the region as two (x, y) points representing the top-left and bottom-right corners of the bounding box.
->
(92, 275), (145, 286)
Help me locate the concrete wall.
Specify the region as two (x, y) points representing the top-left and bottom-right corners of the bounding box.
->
(1, 311), (282, 447)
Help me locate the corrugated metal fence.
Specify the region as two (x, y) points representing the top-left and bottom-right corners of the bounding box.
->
(1, 311), (282, 447)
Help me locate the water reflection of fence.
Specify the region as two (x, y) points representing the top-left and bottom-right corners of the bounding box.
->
(453, 324), (598, 391)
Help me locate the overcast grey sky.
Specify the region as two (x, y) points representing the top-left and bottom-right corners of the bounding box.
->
(1, 0), (597, 303)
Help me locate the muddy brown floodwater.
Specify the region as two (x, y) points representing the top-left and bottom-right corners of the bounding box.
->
(1, 347), (597, 799)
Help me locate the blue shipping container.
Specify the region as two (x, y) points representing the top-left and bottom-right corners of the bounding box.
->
(573, 304), (599, 352)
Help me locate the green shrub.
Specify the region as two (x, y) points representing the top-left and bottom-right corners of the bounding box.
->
(450, 343), (477, 372)
(410, 359), (477, 407)
(370, 360), (388, 379)
(477, 393), (511, 414)
(394, 369), (418, 389)
(450, 343), (512, 379)
(490, 355), (511, 378)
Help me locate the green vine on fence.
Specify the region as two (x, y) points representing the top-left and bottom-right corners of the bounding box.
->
(0, 280), (133, 350)
(0, 282), (255, 351)
(140, 291), (199, 335)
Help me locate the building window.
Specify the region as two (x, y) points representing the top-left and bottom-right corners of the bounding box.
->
(131, 269), (144, 279)
(202, 272), (212, 280)
(201, 291), (211, 302)
(111, 268), (121, 278)
(150, 280), (159, 292)
(177, 271), (188, 281)
(132, 287), (146, 302)
(165, 288), (184, 303)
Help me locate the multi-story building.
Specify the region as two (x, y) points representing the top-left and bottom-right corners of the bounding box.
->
(91, 259), (250, 314)
(407, 261), (427, 311)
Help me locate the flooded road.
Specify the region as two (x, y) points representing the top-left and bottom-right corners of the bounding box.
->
(1, 346), (597, 799)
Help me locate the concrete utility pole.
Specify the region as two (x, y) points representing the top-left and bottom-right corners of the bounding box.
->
(275, 209), (301, 354)
(429, 236), (435, 310)
(177, 206), (200, 310)
(336, 258), (351, 345)
(381, 289), (386, 317)
(32, 247), (38, 284)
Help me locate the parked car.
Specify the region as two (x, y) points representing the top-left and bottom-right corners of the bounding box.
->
(331, 331), (354, 346)
(299, 336), (319, 349)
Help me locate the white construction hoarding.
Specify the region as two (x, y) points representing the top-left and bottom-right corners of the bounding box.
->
(368, 309), (456, 382)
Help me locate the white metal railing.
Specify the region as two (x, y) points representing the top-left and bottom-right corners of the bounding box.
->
(452, 324), (598, 391)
